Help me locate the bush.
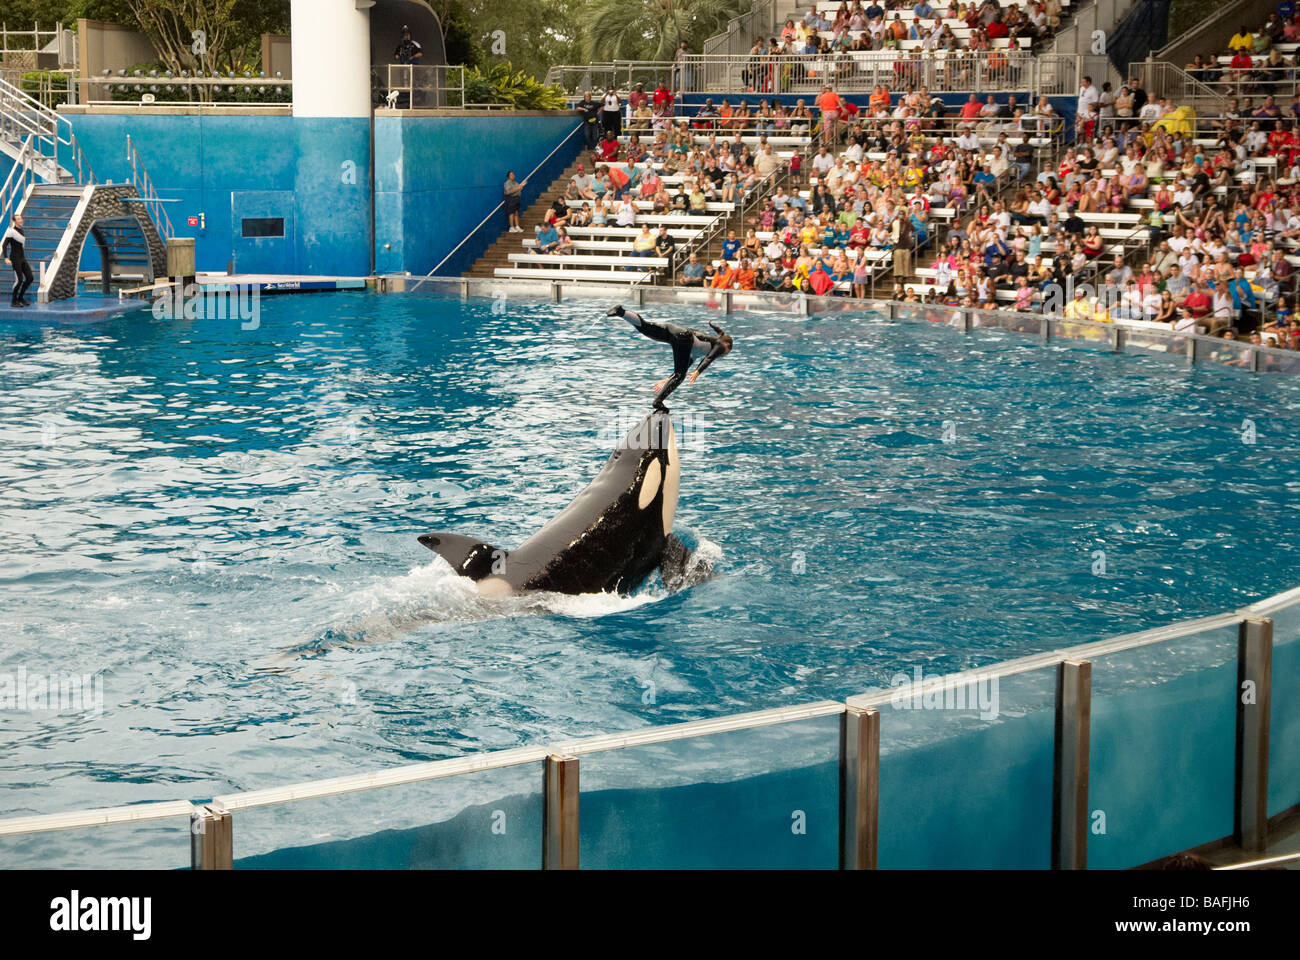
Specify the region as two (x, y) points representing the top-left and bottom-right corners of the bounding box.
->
(20, 70), (71, 109)
(460, 62), (568, 110)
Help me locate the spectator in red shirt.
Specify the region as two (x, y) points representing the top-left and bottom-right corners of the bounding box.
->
(1181, 283), (1212, 320)
(960, 93), (983, 119)
(596, 133), (620, 162)
(627, 82), (649, 112)
(986, 17), (1009, 40)
(652, 82), (674, 113)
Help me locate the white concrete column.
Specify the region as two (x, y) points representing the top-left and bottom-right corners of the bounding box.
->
(290, 0), (372, 118)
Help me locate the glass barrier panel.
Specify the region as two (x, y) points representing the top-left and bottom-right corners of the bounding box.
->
(577, 714), (841, 869)
(1268, 600), (1300, 819)
(1049, 318), (1110, 347)
(876, 666), (1057, 869)
(229, 763), (543, 869)
(1199, 341), (1254, 371)
(0, 816), (192, 870)
(1256, 348), (1300, 375)
(1087, 625), (1239, 869)
(1120, 326), (1180, 358)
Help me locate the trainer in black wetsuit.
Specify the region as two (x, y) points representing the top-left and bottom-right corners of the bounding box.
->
(3, 215), (33, 308)
(607, 304), (733, 409)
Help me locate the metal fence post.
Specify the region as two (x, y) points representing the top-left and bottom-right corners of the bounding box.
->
(1111, 326), (1124, 353)
(1235, 617), (1273, 852)
(839, 706), (879, 870)
(723, 289), (733, 315)
(543, 755), (579, 869)
(1040, 315), (1051, 342)
(190, 807), (233, 870)
(459, 278), (469, 300)
(551, 281), (562, 304)
(1186, 336), (1197, 365)
(1052, 659), (1091, 870)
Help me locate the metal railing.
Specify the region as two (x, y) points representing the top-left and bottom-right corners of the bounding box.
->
(702, 0), (779, 58)
(1126, 59), (1230, 112)
(79, 74), (292, 108)
(0, 74), (94, 184)
(125, 134), (173, 242)
(547, 52), (1081, 99)
(384, 64), (467, 109)
(3, 562), (1296, 868)
(411, 121), (585, 286)
(0, 21), (73, 65)
(0, 134), (36, 229)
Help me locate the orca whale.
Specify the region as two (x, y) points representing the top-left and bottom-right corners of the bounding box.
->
(418, 409), (711, 596)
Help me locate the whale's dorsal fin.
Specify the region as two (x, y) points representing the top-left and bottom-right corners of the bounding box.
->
(417, 532), (504, 581)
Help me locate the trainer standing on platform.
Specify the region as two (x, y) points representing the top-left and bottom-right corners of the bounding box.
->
(3, 214), (33, 308)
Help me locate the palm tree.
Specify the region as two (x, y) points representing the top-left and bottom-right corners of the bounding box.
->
(584, 0), (751, 62)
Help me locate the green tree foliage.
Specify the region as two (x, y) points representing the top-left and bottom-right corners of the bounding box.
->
(583, 0), (749, 61)
(2, 1), (288, 70)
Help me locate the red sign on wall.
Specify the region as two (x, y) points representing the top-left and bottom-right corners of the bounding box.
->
(187, 216), (199, 226)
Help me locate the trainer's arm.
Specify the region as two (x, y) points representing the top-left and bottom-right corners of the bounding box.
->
(689, 340), (727, 382)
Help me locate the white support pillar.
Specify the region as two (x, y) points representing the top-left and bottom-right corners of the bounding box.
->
(290, 0), (372, 118)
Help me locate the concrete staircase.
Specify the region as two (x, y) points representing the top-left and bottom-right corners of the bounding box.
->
(464, 158), (587, 278)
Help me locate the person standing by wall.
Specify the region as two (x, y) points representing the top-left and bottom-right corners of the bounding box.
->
(602, 85), (622, 138)
(577, 90), (601, 152)
(503, 171), (527, 233)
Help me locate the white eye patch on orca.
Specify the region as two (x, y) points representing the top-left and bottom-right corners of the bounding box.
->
(638, 458), (663, 510)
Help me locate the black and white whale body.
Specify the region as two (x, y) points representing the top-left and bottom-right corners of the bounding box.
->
(418, 409), (711, 596)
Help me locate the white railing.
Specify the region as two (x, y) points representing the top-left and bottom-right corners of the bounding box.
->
(0, 134), (36, 229)
(546, 52), (1079, 99)
(126, 133), (173, 241)
(0, 74), (94, 184)
(384, 64), (467, 109)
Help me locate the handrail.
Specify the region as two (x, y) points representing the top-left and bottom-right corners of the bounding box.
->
(0, 799), (195, 838)
(0, 74), (94, 185)
(212, 746), (551, 813)
(126, 133), (173, 241)
(410, 121), (583, 287)
(0, 134), (35, 228)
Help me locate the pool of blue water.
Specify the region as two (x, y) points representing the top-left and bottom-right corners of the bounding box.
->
(2, 290), (1298, 819)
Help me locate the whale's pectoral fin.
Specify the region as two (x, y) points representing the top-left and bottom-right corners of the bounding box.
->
(417, 532), (506, 581)
(660, 533), (715, 592)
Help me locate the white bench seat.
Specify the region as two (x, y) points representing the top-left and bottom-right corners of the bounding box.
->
(509, 253), (670, 268)
(495, 267), (654, 282)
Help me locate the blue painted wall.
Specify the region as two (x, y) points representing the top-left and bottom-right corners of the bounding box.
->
(58, 111), (582, 280)
(60, 114), (372, 277)
(373, 113), (582, 278)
